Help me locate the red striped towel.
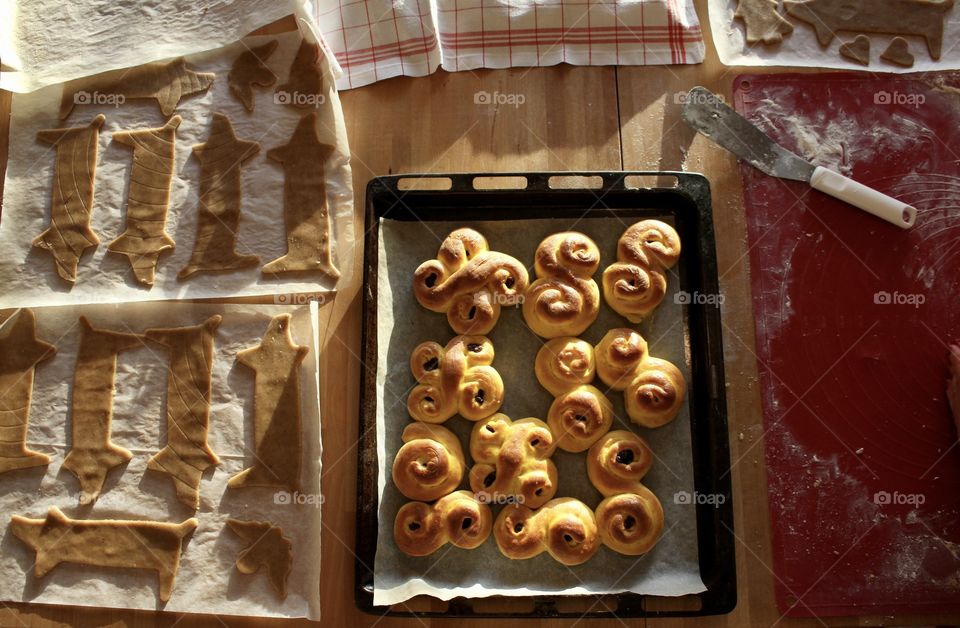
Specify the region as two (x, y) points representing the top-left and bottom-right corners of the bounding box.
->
(314, 0), (704, 90)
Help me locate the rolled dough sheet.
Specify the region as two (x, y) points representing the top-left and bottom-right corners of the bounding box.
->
(708, 0), (960, 72)
(0, 28), (355, 308)
(0, 301), (322, 620)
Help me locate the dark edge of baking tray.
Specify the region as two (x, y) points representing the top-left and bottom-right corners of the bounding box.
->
(355, 172), (735, 618)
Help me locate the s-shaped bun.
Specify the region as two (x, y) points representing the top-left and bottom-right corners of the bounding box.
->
(522, 232), (601, 338)
(602, 220), (680, 323)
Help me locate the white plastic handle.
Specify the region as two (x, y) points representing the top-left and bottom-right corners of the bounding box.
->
(810, 166), (916, 229)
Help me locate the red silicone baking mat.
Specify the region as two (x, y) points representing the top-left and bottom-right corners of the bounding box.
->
(735, 72), (960, 617)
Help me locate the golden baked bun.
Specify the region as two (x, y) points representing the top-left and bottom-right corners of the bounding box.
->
(595, 328), (648, 390)
(394, 490), (493, 556)
(534, 337), (596, 396)
(494, 497), (600, 565)
(522, 232), (601, 338)
(624, 357), (685, 429)
(468, 414), (558, 509)
(602, 220), (680, 323)
(413, 228), (529, 335)
(392, 423), (465, 501)
(407, 335), (504, 423)
(586, 430), (654, 496)
(596, 487), (664, 555)
(595, 328), (685, 428)
(546, 385), (613, 453)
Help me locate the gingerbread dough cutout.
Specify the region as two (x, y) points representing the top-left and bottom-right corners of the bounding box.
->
(735, 0), (794, 45)
(276, 40), (323, 108)
(60, 58), (214, 119)
(229, 40), (279, 112)
(62, 317), (140, 501)
(226, 518), (293, 599)
(262, 112), (340, 278)
(11, 506), (197, 602)
(145, 316), (222, 509)
(228, 314), (308, 492)
(0, 309), (55, 474)
(784, 0), (954, 60)
(839, 35), (871, 65)
(33, 114), (105, 283)
(881, 37), (916, 66)
(178, 113), (261, 280)
(108, 116), (181, 286)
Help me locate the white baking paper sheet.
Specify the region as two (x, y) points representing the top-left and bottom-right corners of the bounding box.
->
(0, 27), (355, 308)
(0, 0), (304, 92)
(709, 0), (960, 72)
(373, 216), (706, 606)
(0, 302), (322, 620)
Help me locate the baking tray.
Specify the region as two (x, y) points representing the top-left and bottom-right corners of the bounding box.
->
(355, 172), (735, 618)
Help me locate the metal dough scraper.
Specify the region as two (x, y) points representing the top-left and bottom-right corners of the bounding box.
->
(680, 86), (916, 229)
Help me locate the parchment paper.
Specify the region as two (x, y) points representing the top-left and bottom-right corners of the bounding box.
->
(709, 0), (960, 72)
(0, 302), (322, 620)
(373, 216), (705, 606)
(0, 0), (304, 92)
(0, 26), (355, 308)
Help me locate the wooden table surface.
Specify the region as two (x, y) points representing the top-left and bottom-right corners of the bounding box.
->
(2, 2), (959, 626)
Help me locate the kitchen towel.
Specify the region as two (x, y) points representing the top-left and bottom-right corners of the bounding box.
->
(315, 0), (705, 89)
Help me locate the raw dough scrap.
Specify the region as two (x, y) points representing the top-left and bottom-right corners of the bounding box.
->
(108, 116), (181, 286)
(275, 40), (323, 108)
(228, 313), (308, 492)
(62, 317), (140, 501)
(881, 37), (916, 67)
(0, 309), (56, 474)
(226, 518), (293, 599)
(145, 316), (222, 510)
(32, 114), (105, 283)
(60, 58), (215, 119)
(839, 35), (871, 65)
(229, 40), (279, 112)
(735, 0), (794, 45)
(178, 113), (261, 280)
(784, 0), (954, 60)
(10, 506), (198, 602)
(262, 112), (340, 278)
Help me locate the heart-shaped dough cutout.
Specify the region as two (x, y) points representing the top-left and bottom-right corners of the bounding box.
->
(839, 35), (871, 66)
(881, 37), (915, 68)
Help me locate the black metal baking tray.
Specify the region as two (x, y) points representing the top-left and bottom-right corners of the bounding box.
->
(356, 172), (735, 618)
